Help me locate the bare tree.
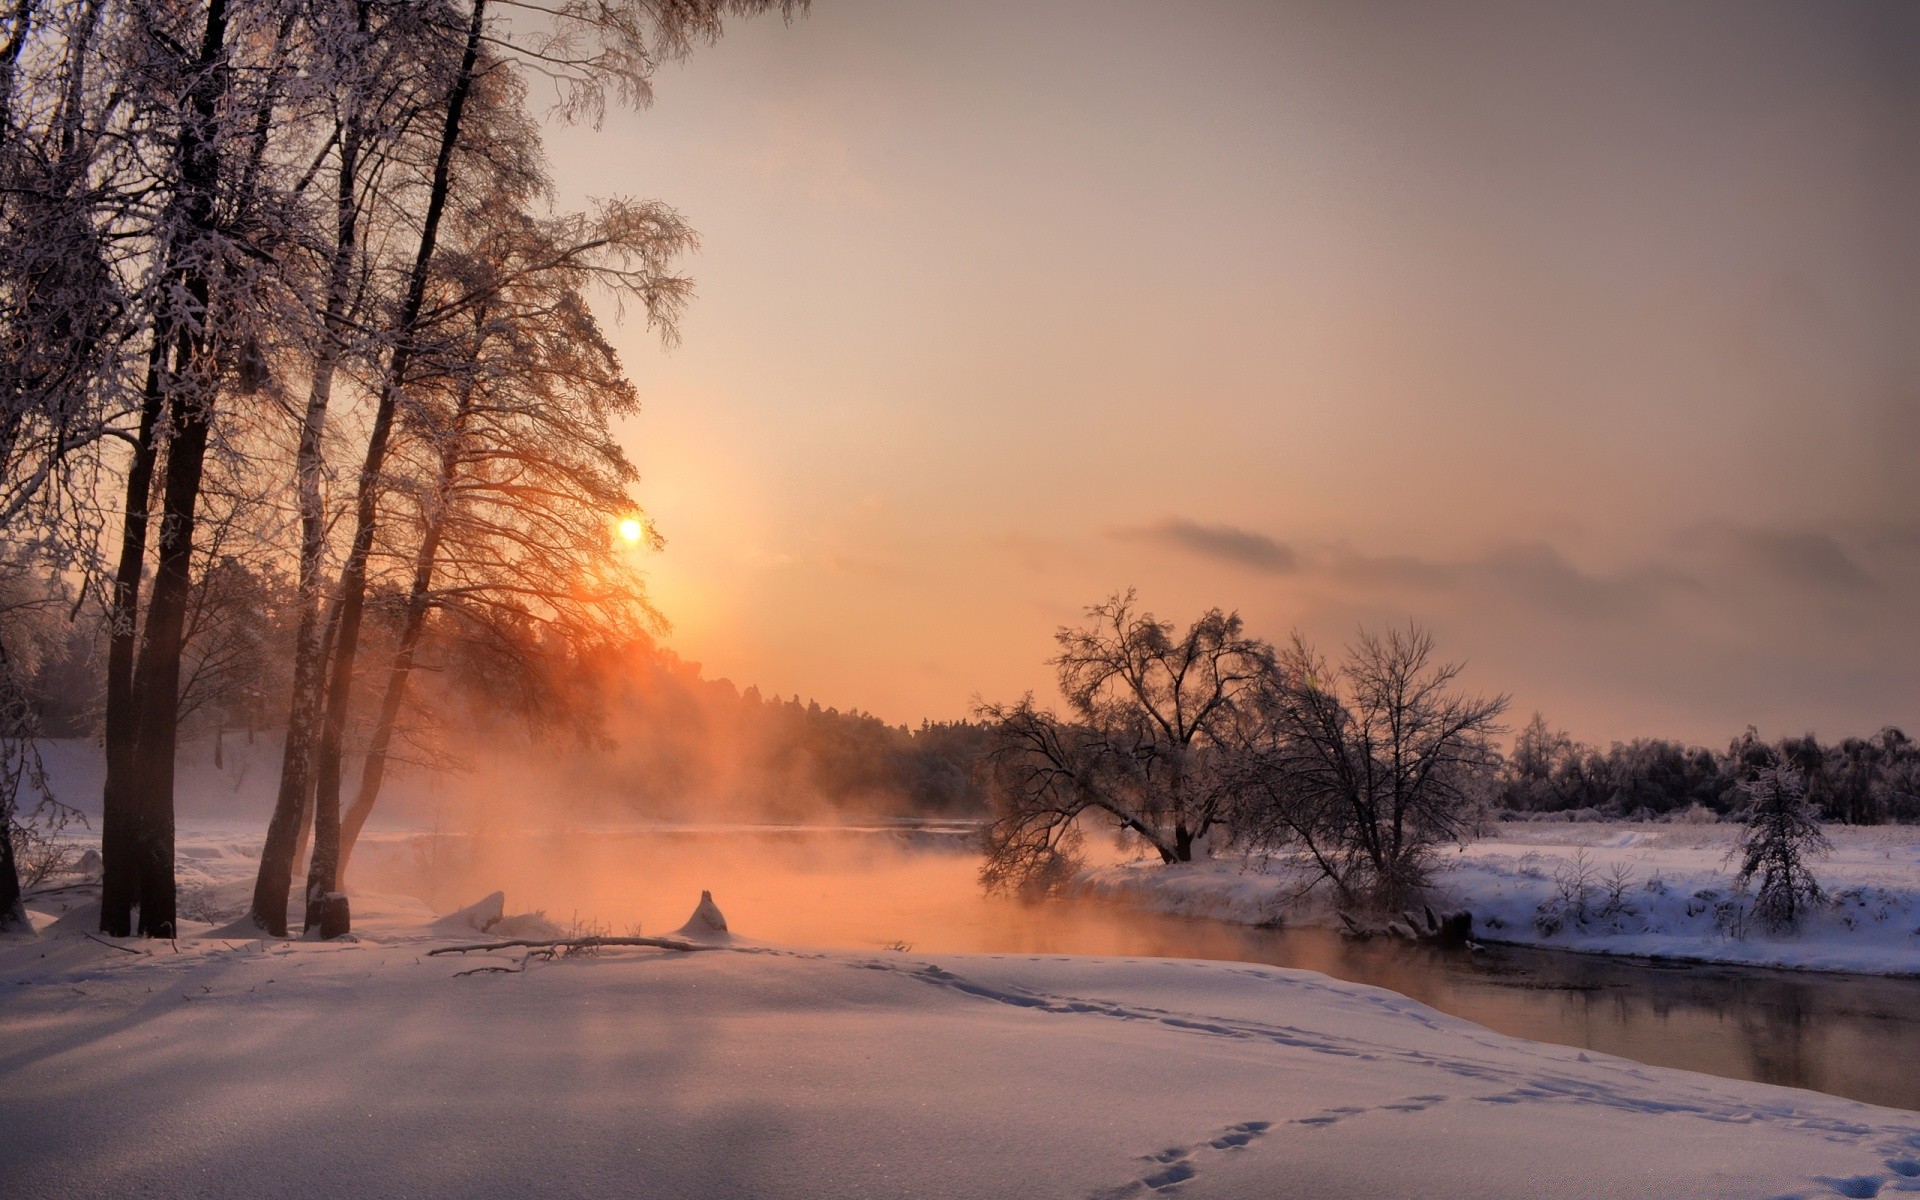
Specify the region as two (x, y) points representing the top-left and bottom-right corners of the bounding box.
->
(978, 592), (1275, 894)
(1242, 625), (1507, 911)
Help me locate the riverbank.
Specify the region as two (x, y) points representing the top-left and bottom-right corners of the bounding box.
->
(1075, 823), (1920, 977)
(6, 890), (1920, 1199)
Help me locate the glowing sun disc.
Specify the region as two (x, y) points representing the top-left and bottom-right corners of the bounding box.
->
(618, 518), (644, 545)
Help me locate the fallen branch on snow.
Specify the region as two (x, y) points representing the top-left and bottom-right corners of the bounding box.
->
(25, 881), (103, 898)
(428, 935), (711, 957)
(83, 931), (150, 955)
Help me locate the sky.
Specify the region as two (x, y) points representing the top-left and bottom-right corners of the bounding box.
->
(540, 0), (1918, 745)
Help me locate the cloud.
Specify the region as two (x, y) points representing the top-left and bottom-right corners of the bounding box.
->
(1334, 542), (1693, 622)
(1687, 523), (1880, 592)
(1120, 519), (1299, 574)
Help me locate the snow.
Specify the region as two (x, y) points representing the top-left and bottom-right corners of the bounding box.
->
(430, 890), (508, 936)
(1077, 823), (1920, 976)
(670, 888), (734, 944)
(5, 881), (1920, 1199)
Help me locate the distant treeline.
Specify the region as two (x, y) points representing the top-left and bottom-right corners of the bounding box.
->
(1498, 715), (1920, 824)
(564, 642), (992, 820)
(13, 584), (992, 821)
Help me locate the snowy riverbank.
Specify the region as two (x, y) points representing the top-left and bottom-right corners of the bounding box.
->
(1075, 823), (1920, 977)
(6, 889), (1920, 1199)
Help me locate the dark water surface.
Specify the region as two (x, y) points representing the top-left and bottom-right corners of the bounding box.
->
(371, 826), (1920, 1112)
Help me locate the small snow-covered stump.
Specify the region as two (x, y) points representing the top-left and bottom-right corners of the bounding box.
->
(671, 890), (732, 944)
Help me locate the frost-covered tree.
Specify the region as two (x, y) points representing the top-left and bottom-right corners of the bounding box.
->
(1731, 766), (1830, 933)
(1241, 625), (1507, 910)
(978, 593), (1276, 894)
(329, 178), (691, 884)
(273, 0), (806, 936)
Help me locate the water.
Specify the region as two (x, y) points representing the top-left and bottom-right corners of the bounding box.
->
(359, 824), (1920, 1113)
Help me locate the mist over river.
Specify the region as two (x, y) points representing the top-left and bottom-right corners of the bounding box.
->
(346, 823), (1920, 1113)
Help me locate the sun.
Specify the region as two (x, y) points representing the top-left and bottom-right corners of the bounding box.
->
(617, 518), (644, 545)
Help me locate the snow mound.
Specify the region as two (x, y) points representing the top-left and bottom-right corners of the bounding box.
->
(489, 910), (563, 939)
(429, 892), (562, 940)
(432, 891), (506, 937)
(38, 896), (105, 937)
(670, 890), (733, 944)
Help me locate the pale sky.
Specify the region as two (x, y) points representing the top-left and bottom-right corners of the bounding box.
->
(541, 0), (1918, 745)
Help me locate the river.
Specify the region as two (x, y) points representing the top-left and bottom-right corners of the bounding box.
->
(358, 822), (1920, 1112)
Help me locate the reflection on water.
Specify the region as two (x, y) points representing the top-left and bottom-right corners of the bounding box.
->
(360, 827), (1920, 1113)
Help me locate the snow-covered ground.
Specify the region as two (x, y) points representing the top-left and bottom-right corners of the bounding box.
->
(7, 883), (1920, 1199)
(1077, 823), (1920, 977)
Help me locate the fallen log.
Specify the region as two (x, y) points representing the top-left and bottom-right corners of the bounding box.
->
(427, 936), (709, 956)
(1338, 908), (1474, 948)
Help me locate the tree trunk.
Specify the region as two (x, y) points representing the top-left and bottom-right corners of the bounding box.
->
(98, 338), (166, 936)
(251, 25), (368, 934)
(337, 368), (475, 884)
(305, 0), (486, 935)
(0, 630), (25, 932)
(0, 813), (21, 931)
(124, 383), (212, 938)
(118, 0), (231, 938)
(1173, 824), (1193, 863)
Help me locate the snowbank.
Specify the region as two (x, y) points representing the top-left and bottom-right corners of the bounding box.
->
(1077, 824), (1920, 976)
(4, 889), (1919, 1199)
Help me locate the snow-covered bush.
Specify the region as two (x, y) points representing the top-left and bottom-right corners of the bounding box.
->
(1730, 767), (1831, 933)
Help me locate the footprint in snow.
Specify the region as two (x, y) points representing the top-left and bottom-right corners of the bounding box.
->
(1088, 1121), (1272, 1199)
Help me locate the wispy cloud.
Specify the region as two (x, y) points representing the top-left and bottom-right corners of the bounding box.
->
(1336, 543), (1694, 621)
(1686, 523), (1881, 593)
(1118, 519), (1299, 574)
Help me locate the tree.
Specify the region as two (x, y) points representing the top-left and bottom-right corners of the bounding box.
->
(1243, 625), (1507, 910)
(978, 592), (1275, 894)
(249, 0), (461, 939)
(1731, 765), (1830, 933)
(293, 0), (804, 937)
(0, 579), (81, 931)
(331, 186), (689, 884)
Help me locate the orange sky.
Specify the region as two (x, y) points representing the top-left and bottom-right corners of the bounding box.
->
(542, 0), (1917, 744)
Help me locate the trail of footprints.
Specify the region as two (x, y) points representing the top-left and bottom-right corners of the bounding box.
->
(865, 959), (1920, 1200)
(1090, 1096), (1458, 1198)
(1089, 1120), (1274, 1199)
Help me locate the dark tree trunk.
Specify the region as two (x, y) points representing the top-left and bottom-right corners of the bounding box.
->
(0, 631), (24, 931)
(1173, 824), (1193, 863)
(124, 393), (211, 938)
(98, 338), (166, 936)
(0, 813), (21, 931)
(306, 0), (486, 934)
(117, 0), (231, 938)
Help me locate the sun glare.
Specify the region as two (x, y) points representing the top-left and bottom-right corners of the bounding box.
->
(618, 518), (644, 545)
